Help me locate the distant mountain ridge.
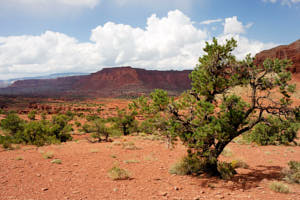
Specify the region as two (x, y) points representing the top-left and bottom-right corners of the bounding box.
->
(0, 67), (192, 98)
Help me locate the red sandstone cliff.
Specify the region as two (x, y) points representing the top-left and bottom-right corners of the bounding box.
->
(254, 39), (300, 74)
(2, 67), (192, 97)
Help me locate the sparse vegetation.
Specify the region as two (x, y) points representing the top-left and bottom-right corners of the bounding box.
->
(42, 151), (54, 159)
(108, 166), (130, 180)
(0, 113), (73, 147)
(269, 181), (290, 193)
(282, 160), (300, 184)
(51, 159), (62, 164)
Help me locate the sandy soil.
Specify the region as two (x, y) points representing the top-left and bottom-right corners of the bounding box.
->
(0, 136), (299, 200)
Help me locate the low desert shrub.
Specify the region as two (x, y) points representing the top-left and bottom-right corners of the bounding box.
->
(217, 162), (237, 180)
(108, 166), (130, 180)
(27, 110), (37, 120)
(51, 159), (62, 164)
(269, 181), (290, 193)
(0, 114), (72, 147)
(282, 160), (300, 184)
(169, 155), (204, 176)
(231, 159), (249, 169)
(42, 151), (54, 159)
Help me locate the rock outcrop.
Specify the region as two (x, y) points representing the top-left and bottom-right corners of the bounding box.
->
(254, 39), (300, 74)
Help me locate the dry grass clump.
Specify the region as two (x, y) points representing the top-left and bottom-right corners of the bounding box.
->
(42, 151), (54, 159)
(282, 160), (300, 184)
(221, 147), (233, 157)
(51, 159), (62, 164)
(108, 166), (131, 180)
(124, 159), (140, 164)
(269, 181), (290, 193)
(122, 141), (138, 150)
(231, 159), (249, 169)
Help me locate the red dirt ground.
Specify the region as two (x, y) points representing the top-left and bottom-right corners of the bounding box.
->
(0, 136), (299, 200)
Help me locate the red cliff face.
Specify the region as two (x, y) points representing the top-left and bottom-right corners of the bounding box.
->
(3, 67), (192, 97)
(254, 39), (300, 74)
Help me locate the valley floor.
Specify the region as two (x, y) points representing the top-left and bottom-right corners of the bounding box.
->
(0, 136), (299, 200)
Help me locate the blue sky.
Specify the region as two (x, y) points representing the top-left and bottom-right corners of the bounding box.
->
(0, 0), (299, 79)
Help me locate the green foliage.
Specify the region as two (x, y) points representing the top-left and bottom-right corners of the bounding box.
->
(1, 113), (24, 135)
(82, 123), (94, 133)
(91, 119), (111, 142)
(86, 114), (100, 121)
(112, 109), (137, 136)
(74, 121), (81, 127)
(27, 110), (36, 120)
(246, 116), (299, 145)
(282, 160), (300, 184)
(217, 162), (237, 180)
(0, 114), (72, 147)
(132, 37), (299, 178)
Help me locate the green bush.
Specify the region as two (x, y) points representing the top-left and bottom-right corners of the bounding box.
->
(74, 121), (81, 127)
(217, 162), (237, 180)
(0, 113), (24, 135)
(282, 160), (300, 184)
(0, 114), (72, 147)
(169, 155), (205, 176)
(27, 110), (36, 121)
(86, 114), (100, 121)
(91, 119), (111, 142)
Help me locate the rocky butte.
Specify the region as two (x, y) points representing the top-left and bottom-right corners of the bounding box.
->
(0, 67), (192, 98)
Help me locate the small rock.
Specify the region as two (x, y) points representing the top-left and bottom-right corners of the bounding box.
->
(193, 196), (201, 200)
(36, 173), (41, 177)
(41, 188), (48, 191)
(174, 186), (179, 191)
(113, 188), (118, 192)
(160, 192), (168, 196)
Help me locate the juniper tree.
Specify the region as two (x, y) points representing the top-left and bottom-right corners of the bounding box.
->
(131, 38), (299, 177)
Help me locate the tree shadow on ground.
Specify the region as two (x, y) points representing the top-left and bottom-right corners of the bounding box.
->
(198, 165), (283, 191)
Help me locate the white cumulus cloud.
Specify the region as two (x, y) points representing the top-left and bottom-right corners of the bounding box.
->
(0, 10), (277, 80)
(263, 0), (300, 6)
(2, 0), (101, 8)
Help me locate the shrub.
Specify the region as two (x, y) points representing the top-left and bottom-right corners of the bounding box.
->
(27, 110), (36, 121)
(269, 181), (290, 193)
(51, 159), (62, 164)
(86, 114), (100, 121)
(112, 109), (138, 136)
(0, 114), (72, 147)
(81, 123), (94, 133)
(282, 160), (300, 184)
(108, 166), (130, 180)
(0, 113), (24, 135)
(42, 151), (54, 159)
(169, 155), (205, 176)
(231, 159), (249, 169)
(217, 162), (237, 180)
(74, 121), (81, 127)
(91, 119), (111, 142)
